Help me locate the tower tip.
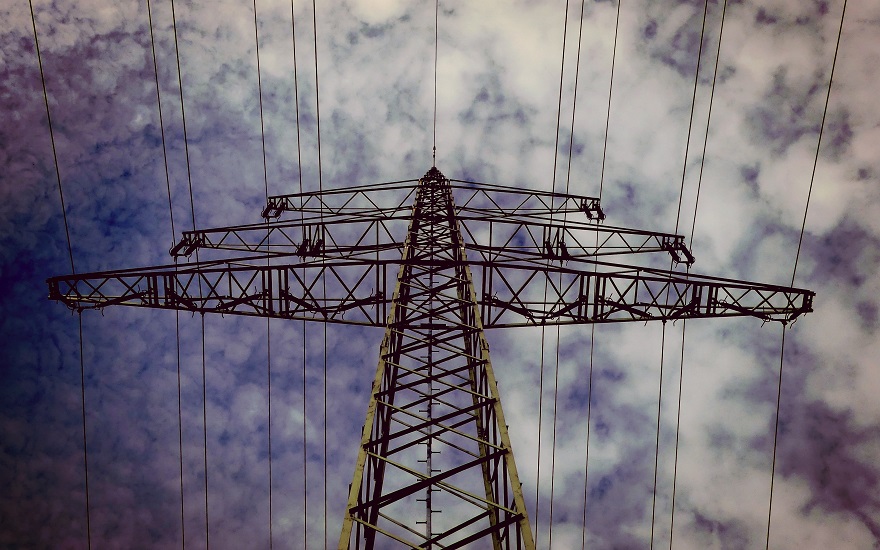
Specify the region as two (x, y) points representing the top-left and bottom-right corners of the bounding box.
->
(423, 165), (445, 182)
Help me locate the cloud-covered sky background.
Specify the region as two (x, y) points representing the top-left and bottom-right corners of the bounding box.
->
(2, 0), (879, 547)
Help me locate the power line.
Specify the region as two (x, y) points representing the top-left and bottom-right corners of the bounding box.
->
(598, 0), (622, 202)
(145, 0), (186, 545)
(78, 313), (91, 550)
(563, 0), (588, 196)
(288, 1), (309, 542)
(547, 325), (563, 548)
(29, 0), (74, 274)
(672, 0), (710, 236)
(550, 0), (588, 545)
(582, 3), (622, 544)
(687, 0), (728, 250)
(290, 1), (305, 198)
(767, 3), (847, 548)
(175, 311), (186, 549)
(146, 0), (176, 247)
(309, 2), (328, 545)
(169, 0), (197, 234)
(168, 0), (209, 544)
(668, 1), (729, 546)
(253, 0), (270, 200)
(790, 0), (847, 289)
(250, 0), (275, 545)
(311, 0), (324, 199)
(649, 322), (669, 549)
(580, 320), (597, 549)
(302, 318), (308, 547)
(652, 2), (710, 546)
(537, 3), (573, 542)
(29, 4), (89, 547)
(667, 319), (687, 549)
(201, 315), (210, 548)
(550, 0), (571, 198)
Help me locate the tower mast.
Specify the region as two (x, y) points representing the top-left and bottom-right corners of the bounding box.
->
(338, 167), (534, 548)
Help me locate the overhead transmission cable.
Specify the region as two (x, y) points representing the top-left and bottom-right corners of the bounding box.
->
(145, 0), (186, 546)
(29, 4), (91, 549)
(250, 0), (275, 546)
(169, 0), (210, 545)
(29, 0), (74, 275)
(651, 2), (710, 548)
(766, 2), (846, 549)
(146, 0), (176, 246)
(581, 2), (622, 546)
(548, 0), (588, 545)
(309, 1), (329, 545)
(597, 0), (621, 203)
(668, 1), (728, 547)
(287, 0), (309, 542)
(536, 0), (572, 543)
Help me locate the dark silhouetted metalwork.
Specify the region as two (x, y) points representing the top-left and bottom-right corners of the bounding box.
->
(48, 167), (813, 549)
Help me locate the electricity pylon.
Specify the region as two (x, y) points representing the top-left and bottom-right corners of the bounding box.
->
(48, 167), (813, 548)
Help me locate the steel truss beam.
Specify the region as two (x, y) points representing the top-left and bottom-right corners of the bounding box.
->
(47, 255), (812, 328)
(171, 174), (680, 264)
(261, 177), (603, 221)
(167, 213), (694, 264)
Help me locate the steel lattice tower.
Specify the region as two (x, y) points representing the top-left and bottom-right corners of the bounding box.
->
(49, 166), (813, 548)
(339, 168), (532, 547)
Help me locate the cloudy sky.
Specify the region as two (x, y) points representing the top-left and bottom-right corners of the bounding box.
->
(2, 0), (878, 548)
